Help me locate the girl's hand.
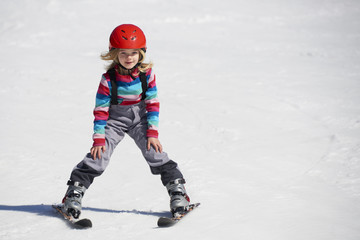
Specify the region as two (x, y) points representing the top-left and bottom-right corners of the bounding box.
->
(147, 137), (163, 153)
(90, 145), (106, 160)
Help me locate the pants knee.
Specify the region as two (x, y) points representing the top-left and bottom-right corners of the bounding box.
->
(150, 160), (184, 186)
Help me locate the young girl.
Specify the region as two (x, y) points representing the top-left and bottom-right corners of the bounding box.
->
(61, 24), (190, 219)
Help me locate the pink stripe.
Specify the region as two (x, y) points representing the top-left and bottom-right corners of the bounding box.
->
(118, 94), (141, 101)
(94, 106), (109, 112)
(145, 98), (159, 104)
(94, 115), (108, 121)
(148, 125), (158, 131)
(93, 133), (105, 139)
(148, 71), (155, 83)
(100, 76), (108, 86)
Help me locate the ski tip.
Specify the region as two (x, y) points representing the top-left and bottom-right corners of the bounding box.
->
(157, 217), (177, 227)
(74, 219), (92, 229)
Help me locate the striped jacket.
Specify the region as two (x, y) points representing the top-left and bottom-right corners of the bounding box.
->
(92, 68), (159, 146)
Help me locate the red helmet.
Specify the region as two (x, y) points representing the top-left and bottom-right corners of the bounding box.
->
(109, 24), (146, 50)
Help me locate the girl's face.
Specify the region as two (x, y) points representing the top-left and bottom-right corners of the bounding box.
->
(117, 49), (140, 69)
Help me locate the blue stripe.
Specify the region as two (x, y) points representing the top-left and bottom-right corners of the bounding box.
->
(146, 87), (157, 99)
(95, 94), (110, 107)
(147, 111), (159, 118)
(94, 120), (106, 134)
(117, 82), (142, 95)
(94, 120), (107, 126)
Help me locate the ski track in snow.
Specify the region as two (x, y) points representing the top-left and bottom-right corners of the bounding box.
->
(1, 0), (360, 239)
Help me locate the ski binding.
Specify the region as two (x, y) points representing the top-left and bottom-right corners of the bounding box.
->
(52, 204), (92, 229)
(157, 203), (200, 227)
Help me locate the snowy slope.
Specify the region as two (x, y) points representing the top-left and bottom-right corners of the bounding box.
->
(1, 0), (360, 239)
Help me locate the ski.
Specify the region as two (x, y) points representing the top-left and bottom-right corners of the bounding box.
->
(157, 203), (200, 227)
(52, 204), (92, 229)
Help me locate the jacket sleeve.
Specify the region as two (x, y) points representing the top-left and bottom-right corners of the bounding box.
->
(144, 69), (160, 138)
(92, 74), (111, 146)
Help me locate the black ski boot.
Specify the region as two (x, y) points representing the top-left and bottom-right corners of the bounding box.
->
(166, 178), (190, 215)
(62, 181), (86, 219)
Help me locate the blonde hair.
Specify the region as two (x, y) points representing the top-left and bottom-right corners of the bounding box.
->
(100, 48), (153, 75)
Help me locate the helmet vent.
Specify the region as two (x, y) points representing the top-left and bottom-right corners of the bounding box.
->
(131, 36), (137, 41)
(122, 36), (128, 40)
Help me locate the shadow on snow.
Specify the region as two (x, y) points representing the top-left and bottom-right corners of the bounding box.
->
(0, 204), (171, 218)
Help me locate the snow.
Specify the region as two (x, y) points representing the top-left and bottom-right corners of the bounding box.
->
(1, 0), (360, 239)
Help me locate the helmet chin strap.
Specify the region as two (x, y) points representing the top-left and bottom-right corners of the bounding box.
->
(117, 62), (141, 76)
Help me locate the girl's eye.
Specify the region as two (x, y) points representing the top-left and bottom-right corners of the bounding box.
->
(120, 51), (137, 56)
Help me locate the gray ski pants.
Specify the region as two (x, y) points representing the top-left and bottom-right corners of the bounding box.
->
(70, 102), (183, 188)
